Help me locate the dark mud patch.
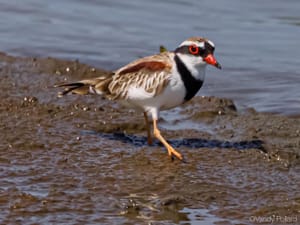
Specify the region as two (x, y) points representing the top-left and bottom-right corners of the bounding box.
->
(89, 131), (265, 152)
(0, 52), (299, 224)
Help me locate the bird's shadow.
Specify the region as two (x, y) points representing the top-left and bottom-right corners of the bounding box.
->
(82, 131), (266, 153)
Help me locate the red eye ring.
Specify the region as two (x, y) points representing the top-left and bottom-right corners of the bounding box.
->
(189, 44), (199, 55)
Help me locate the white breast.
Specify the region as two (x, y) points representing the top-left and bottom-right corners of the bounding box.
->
(125, 67), (186, 113)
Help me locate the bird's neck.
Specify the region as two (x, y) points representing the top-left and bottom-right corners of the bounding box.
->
(175, 53), (206, 81)
(174, 54), (205, 101)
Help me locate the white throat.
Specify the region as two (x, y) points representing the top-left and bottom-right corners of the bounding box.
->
(176, 53), (207, 82)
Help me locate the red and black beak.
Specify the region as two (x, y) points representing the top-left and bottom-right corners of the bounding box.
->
(204, 54), (222, 69)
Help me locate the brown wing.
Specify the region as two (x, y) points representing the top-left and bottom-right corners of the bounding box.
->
(106, 52), (174, 100)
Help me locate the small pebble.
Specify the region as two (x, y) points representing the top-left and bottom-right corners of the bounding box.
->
(42, 200), (48, 205)
(23, 96), (38, 103)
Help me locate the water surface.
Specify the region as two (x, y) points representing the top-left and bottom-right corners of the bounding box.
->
(0, 0), (300, 114)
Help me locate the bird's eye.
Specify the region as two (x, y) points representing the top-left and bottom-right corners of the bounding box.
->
(188, 45), (199, 55)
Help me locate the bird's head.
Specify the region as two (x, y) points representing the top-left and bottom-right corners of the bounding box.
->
(175, 37), (221, 70)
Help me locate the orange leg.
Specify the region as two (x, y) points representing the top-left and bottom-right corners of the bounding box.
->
(152, 119), (183, 161)
(144, 112), (153, 145)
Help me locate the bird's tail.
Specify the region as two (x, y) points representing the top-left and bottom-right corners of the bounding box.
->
(55, 76), (112, 97)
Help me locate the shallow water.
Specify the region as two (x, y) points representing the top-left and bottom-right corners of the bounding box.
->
(0, 0), (300, 114)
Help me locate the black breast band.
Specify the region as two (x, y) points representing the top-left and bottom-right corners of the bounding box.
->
(174, 55), (203, 101)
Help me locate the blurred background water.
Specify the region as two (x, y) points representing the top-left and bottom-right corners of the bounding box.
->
(0, 0), (299, 114)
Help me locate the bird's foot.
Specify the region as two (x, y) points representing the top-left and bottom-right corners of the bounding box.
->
(167, 146), (183, 161)
(147, 136), (153, 146)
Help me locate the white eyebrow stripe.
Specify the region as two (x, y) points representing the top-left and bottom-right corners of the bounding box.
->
(179, 41), (205, 48)
(207, 40), (215, 48)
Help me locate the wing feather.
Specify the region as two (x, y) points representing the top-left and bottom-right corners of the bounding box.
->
(108, 53), (173, 100)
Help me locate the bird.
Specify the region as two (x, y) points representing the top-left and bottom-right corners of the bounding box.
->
(56, 37), (221, 161)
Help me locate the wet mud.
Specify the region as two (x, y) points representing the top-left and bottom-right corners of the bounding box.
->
(0, 52), (299, 224)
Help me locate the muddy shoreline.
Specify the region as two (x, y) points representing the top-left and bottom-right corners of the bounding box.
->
(0, 52), (299, 224)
